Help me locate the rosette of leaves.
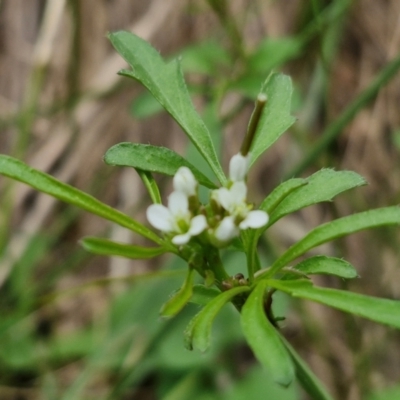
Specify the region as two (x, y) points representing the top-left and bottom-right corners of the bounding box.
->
(1, 31), (400, 400)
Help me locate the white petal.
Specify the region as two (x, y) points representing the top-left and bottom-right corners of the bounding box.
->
(239, 210), (269, 229)
(173, 166), (197, 196)
(188, 215), (207, 235)
(168, 191), (189, 216)
(229, 153), (250, 182)
(212, 187), (233, 211)
(230, 181), (247, 202)
(146, 204), (175, 232)
(215, 216), (239, 242)
(172, 233), (191, 245)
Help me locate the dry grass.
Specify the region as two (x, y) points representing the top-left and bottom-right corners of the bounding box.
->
(1, 1), (400, 399)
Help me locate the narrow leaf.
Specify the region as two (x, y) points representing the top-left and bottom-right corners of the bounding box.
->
(243, 178), (307, 278)
(267, 279), (400, 329)
(190, 284), (220, 305)
(136, 169), (162, 204)
(294, 256), (358, 279)
(80, 237), (166, 259)
(269, 169), (367, 225)
(160, 269), (194, 318)
(108, 31), (226, 185)
(0, 155), (161, 244)
(241, 280), (294, 387)
(259, 178), (307, 215)
(250, 73), (296, 167)
(264, 206), (400, 278)
(281, 336), (334, 400)
(104, 143), (217, 189)
(184, 286), (250, 351)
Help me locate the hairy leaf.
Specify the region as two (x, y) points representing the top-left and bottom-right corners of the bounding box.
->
(250, 73), (296, 167)
(264, 206), (400, 277)
(269, 169), (367, 225)
(108, 31), (226, 185)
(160, 269), (194, 318)
(104, 143), (217, 189)
(184, 286), (250, 351)
(259, 178), (307, 215)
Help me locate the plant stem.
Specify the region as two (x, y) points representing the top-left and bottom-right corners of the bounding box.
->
(241, 94), (267, 155)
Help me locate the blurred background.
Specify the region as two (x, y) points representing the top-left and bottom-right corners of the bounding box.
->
(1, 0), (400, 399)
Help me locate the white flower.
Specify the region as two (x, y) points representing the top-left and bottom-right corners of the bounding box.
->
(214, 216), (239, 242)
(238, 210), (269, 229)
(146, 191), (207, 245)
(229, 153), (250, 182)
(212, 181), (269, 231)
(173, 166), (197, 196)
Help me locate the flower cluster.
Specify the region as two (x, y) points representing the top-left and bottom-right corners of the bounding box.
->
(146, 153), (269, 247)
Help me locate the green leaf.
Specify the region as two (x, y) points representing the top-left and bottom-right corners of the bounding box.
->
(80, 237), (166, 259)
(294, 256), (358, 279)
(263, 206), (400, 278)
(241, 280), (294, 387)
(259, 178), (308, 215)
(249, 73), (296, 167)
(281, 336), (334, 400)
(242, 178), (307, 279)
(136, 169), (162, 204)
(104, 143), (217, 189)
(184, 286), (250, 351)
(160, 269), (194, 318)
(108, 31), (226, 185)
(269, 169), (367, 225)
(0, 155), (161, 244)
(267, 279), (400, 329)
(190, 284), (220, 305)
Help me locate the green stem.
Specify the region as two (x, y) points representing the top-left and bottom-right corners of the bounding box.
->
(206, 247), (230, 286)
(241, 94), (267, 155)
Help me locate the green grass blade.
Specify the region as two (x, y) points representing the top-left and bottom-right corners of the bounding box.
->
(267, 279), (400, 329)
(104, 143), (217, 189)
(263, 206), (400, 278)
(241, 280), (294, 387)
(80, 237), (167, 259)
(108, 31), (226, 185)
(0, 155), (161, 244)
